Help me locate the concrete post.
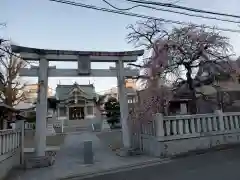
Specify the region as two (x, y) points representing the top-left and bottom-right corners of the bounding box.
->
(180, 103), (187, 114)
(57, 106), (60, 119)
(84, 106), (87, 118)
(116, 59), (131, 148)
(35, 57), (49, 157)
(154, 113), (165, 137)
(83, 141), (94, 164)
(215, 110), (225, 131)
(20, 120), (25, 165)
(66, 106), (69, 124)
(3, 120), (7, 129)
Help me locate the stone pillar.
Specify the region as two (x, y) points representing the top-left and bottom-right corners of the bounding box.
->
(92, 105), (95, 115)
(65, 106), (69, 126)
(116, 59), (131, 148)
(154, 113), (165, 137)
(215, 110), (225, 131)
(84, 106), (87, 117)
(180, 103), (187, 114)
(57, 107), (60, 118)
(35, 57), (49, 157)
(20, 120), (25, 165)
(3, 119), (7, 129)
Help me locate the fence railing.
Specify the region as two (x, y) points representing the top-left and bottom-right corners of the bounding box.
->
(150, 110), (240, 140)
(163, 113), (220, 136)
(25, 119), (64, 133)
(24, 122), (35, 130)
(141, 121), (156, 136)
(0, 129), (21, 155)
(53, 118), (64, 128)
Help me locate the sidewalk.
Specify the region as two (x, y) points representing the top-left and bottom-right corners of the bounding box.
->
(59, 148), (240, 180)
(7, 131), (164, 180)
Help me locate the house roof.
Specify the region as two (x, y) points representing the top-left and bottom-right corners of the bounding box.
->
(196, 59), (239, 81)
(14, 101), (35, 110)
(0, 103), (20, 112)
(173, 59), (240, 99)
(56, 84), (96, 101)
(103, 87), (137, 96)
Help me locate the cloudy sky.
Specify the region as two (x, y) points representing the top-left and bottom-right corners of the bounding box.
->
(1, 0), (240, 93)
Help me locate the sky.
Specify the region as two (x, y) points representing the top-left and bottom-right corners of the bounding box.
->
(1, 0), (240, 94)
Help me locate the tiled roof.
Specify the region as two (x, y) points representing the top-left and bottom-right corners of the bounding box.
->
(174, 59), (240, 98)
(56, 84), (96, 100)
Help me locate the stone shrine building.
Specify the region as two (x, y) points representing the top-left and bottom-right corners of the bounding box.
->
(56, 83), (97, 120)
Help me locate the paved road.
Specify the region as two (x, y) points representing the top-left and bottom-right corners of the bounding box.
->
(79, 148), (240, 180)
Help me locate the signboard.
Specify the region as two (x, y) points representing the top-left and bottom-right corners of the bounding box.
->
(78, 57), (91, 75)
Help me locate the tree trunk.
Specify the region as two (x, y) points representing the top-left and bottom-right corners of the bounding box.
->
(186, 67), (197, 114)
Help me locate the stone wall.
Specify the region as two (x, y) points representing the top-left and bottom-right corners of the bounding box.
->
(0, 148), (21, 180)
(140, 111), (240, 157)
(142, 131), (240, 157)
(0, 129), (22, 179)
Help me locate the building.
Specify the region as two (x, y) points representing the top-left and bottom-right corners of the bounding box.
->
(125, 78), (137, 89)
(103, 87), (119, 100)
(102, 79), (138, 104)
(0, 103), (20, 129)
(172, 59), (240, 114)
(23, 84), (54, 103)
(14, 84), (54, 111)
(56, 83), (97, 120)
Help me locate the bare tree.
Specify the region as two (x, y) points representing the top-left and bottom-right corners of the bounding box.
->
(0, 40), (6, 88)
(127, 20), (233, 114)
(0, 43), (27, 106)
(127, 20), (173, 128)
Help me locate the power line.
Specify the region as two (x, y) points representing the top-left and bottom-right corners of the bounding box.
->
(49, 0), (240, 33)
(0, 23), (6, 27)
(125, 0), (240, 19)
(102, 0), (240, 24)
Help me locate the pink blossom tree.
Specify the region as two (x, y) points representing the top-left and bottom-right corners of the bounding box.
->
(127, 20), (172, 129)
(127, 20), (233, 114)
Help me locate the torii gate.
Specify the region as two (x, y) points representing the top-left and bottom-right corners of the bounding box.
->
(11, 45), (143, 157)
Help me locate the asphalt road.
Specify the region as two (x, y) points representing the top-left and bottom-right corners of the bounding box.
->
(79, 148), (240, 180)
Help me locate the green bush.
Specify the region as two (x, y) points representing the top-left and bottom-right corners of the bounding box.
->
(104, 97), (120, 126)
(26, 111), (36, 123)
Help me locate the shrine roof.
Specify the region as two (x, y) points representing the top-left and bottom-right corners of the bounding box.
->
(56, 84), (96, 101)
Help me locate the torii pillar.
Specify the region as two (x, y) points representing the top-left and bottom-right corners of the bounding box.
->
(116, 59), (131, 148)
(35, 57), (49, 156)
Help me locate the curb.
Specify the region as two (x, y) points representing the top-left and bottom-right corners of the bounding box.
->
(58, 145), (240, 180)
(169, 143), (240, 160)
(57, 158), (171, 180)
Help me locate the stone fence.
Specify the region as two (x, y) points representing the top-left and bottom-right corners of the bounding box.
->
(0, 129), (22, 179)
(25, 118), (63, 134)
(141, 110), (240, 157)
(25, 122), (35, 130)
